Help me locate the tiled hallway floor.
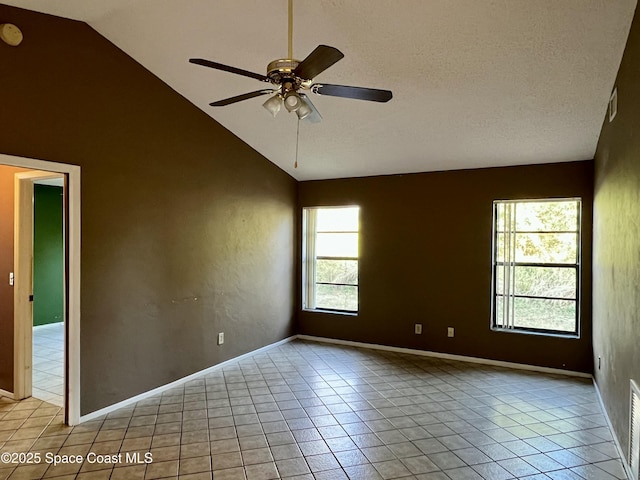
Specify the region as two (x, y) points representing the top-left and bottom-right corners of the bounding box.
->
(0, 340), (629, 479)
(32, 323), (64, 407)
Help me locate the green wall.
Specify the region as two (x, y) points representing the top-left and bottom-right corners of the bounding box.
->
(33, 184), (64, 326)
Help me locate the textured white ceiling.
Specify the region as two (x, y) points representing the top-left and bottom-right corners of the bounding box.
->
(3, 0), (637, 180)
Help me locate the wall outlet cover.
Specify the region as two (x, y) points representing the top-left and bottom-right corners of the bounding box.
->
(217, 332), (224, 345)
(447, 327), (455, 337)
(415, 324), (422, 334)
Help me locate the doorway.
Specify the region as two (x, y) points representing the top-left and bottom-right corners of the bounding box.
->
(1, 154), (81, 425)
(31, 178), (65, 407)
(14, 170), (65, 413)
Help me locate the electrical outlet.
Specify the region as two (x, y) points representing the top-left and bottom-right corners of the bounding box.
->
(447, 327), (454, 338)
(415, 323), (422, 334)
(217, 332), (224, 345)
(598, 356), (601, 370)
(9, 272), (14, 286)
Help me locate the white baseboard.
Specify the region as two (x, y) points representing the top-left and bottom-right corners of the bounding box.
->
(296, 334), (592, 379)
(0, 389), (15, 400)
(593, 379), (633, 480)
(33, 322), (63, 331)
(79, 335), (297, 423)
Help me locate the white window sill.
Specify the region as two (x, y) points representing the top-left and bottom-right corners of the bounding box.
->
(491, 327), (579, 339)
(303, 308), (358, 317)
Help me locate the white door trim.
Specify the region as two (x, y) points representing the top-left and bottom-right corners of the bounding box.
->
(2, 154), (81, 426)
(15, 171), (65, 404)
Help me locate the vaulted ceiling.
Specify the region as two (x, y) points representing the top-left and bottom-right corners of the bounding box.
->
(3, 0), (637, 180)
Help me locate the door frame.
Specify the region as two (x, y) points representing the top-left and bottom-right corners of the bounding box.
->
(3, 154), (81, 425)
(15, 171), (65, 403)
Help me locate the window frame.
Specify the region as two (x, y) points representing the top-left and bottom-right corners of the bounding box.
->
(490, 198), (582, 337)
(302, 206), (359, 314)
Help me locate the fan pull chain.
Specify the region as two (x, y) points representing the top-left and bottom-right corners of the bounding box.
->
(294, 117), (300, 169)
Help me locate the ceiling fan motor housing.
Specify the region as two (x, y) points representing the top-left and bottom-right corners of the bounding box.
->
(267, 59), (301, 88)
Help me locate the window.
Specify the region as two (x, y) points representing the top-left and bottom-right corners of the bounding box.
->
(302, 206), (359, 313)
(492, 199), (581, 335)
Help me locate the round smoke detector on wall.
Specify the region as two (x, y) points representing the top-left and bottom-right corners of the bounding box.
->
(0, 23), (23, 46)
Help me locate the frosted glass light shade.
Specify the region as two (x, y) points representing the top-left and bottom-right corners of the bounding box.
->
(284, 92), (302, 112)
(296, 100), (312, 120)
(262, 95), (282, 117)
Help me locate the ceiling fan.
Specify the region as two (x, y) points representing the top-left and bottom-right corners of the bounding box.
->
(189, 0), (392, 123)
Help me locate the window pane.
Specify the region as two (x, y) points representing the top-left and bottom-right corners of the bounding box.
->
(316, 207), (359, 232)
(514, 201), (578, 232)
(496, 205), (506, 232)
(304, 206), (359, 313)
(496, 233), (505, 263)
(514, 232), (577, 263)
(514, 266), (576, 299)
(494, 296), (505, 326)
(512, 297), (576, 332)
(316, 232), (358, 257)
(495, 266), (513, 295)
(316, 259), (358, 285)
(316, 284), (358, 311)
(493, 199), (580, 335)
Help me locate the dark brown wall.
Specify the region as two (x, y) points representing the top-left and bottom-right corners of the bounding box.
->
(299, 161), (594, 373)
(0, 5), (296, 414)
(593, 4), (640, 458)
(0, 165), (29, 392)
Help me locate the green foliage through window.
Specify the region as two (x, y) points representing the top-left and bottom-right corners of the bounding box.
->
(493, 199), (580, 335)
(303, 206), (359, 313)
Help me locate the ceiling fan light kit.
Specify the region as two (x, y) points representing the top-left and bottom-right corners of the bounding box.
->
(189, 0), (392, 124)
(296, 101), (312, 120)
(284, 91), (303, 112)
(262, 95), (283, 117)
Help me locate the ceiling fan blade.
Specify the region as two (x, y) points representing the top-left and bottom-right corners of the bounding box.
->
(299, 94), (322, 123)
(311, 83), (393, 102)
(190, 58), (269, 82)
(294, 45), (344, 80)
(209, 90), (275, 106)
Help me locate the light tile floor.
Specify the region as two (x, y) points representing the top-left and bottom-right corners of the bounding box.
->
(0, 340), (629, 479)
(32, 323), (64, 407)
